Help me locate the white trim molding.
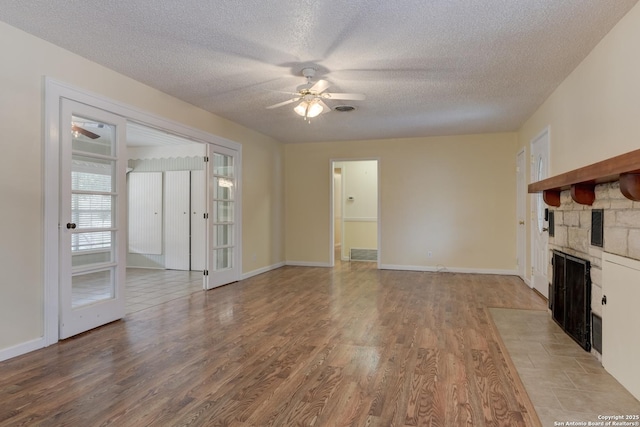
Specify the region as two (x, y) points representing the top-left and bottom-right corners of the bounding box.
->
(286, 261), (332, 268)
(0, 337), (45, 362)
(380, 264), (518, 276)
(343, 217), (378, 222)
(241, 262), (286, 280)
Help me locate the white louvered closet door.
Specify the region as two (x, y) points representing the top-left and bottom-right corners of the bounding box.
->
(128, 172), (162, 255)
(164, 171), (190, 270)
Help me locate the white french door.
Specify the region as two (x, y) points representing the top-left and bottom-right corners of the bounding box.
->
(531, 128), (550, 298)
(59, 99), (127, 339)
(205, 144), (241, 289)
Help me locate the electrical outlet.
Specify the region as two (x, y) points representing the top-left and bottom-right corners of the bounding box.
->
(427, 251), (433, 258)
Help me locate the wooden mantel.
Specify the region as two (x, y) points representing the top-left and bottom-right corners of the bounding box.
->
(528, 148), (640, 207)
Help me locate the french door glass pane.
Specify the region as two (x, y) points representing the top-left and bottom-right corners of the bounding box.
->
(71, 231), (114, 264)
(72, 116), (115, 156)
(71, 194), (113, 229)
(213, 153), (233, 177)
(72, 268), (114, 308)
(72, 247), (113, 268)
(214, 177), (234, 200)
(215, 201), (234, 222)
(72, 156), (115, 192)
(213, 224), (233, 246)
(215, 248), (233, 270)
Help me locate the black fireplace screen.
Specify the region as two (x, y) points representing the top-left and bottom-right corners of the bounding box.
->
(551, 250), (592, 351)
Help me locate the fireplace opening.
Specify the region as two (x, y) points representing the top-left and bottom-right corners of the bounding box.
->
(551, 250), (592, 351)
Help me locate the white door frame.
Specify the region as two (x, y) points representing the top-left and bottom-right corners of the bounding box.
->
(44, 78), (242, 345)
(530, 126), (551, 296)
(329, 158), (381, 268)
(516, 148), (528, 284)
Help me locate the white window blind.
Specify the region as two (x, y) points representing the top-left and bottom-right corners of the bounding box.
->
(71, 168), (113, 252)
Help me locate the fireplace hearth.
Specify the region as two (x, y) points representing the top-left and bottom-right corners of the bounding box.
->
(551, 250), (592, 351)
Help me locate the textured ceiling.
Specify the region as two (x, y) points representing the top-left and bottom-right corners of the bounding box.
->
(1, 0), (638, 143)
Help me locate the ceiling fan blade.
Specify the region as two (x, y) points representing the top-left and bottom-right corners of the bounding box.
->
(71, 124), (100, 139)
(310, 79), (330, 93)
(265, 89), (301, 96)
(321, 92), (366, 101)
(266, 98), (300, 109)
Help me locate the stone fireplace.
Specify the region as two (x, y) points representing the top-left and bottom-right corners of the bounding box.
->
(547, 181), (640, 357)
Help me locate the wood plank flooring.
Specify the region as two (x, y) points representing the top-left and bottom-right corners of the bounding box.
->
(0, 261), (547, 426)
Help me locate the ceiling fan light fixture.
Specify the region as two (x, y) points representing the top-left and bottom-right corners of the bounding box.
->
(293, 101), (307, 117)
(294, 99), (323, 119)
(307, 101), (323, 118)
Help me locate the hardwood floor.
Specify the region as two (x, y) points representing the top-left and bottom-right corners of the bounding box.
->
(0, 261), (548, 426)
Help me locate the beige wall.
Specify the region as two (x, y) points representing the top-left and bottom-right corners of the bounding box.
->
(343, 222), (378, 255)
(517, 2), (640, 284)
(285, 133), (519, 270)
(519, 2), (640, 175)
(0, 22), (284, 351)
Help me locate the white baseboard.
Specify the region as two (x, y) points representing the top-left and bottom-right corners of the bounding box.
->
(0, 337), (45, 362)
(380, 264), (518, 276)
(241, 262), (286, 280)
(286, 261), (332, 268)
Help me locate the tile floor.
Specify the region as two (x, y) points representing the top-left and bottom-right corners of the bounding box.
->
(491, 308), (640, 426)
(71, 270), (113, 307)
(125, 268), (203, 314)
(73, 268), (202, 313)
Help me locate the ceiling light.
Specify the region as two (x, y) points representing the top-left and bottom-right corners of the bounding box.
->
(294, 99), (323, 120)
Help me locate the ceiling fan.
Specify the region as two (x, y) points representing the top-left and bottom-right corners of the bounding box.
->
(267, 67), (365, 121)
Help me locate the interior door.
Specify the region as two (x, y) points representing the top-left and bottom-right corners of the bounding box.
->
(205, 145), (240, 289)
(59, 99), (127, 339)
(531, 129), (550, 297)
(516, 150), (526, 280)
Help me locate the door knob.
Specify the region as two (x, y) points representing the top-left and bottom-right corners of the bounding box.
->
(66, 223), (77, 229)
(519, 221), (525, 225)
(542, 227), (549, 232)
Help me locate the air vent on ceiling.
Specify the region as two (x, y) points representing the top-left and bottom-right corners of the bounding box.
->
(334, 105), (355, 112)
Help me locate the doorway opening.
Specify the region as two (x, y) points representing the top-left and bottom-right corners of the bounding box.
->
(124, 122), (206, 314)
(331, 159), (380, 267)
